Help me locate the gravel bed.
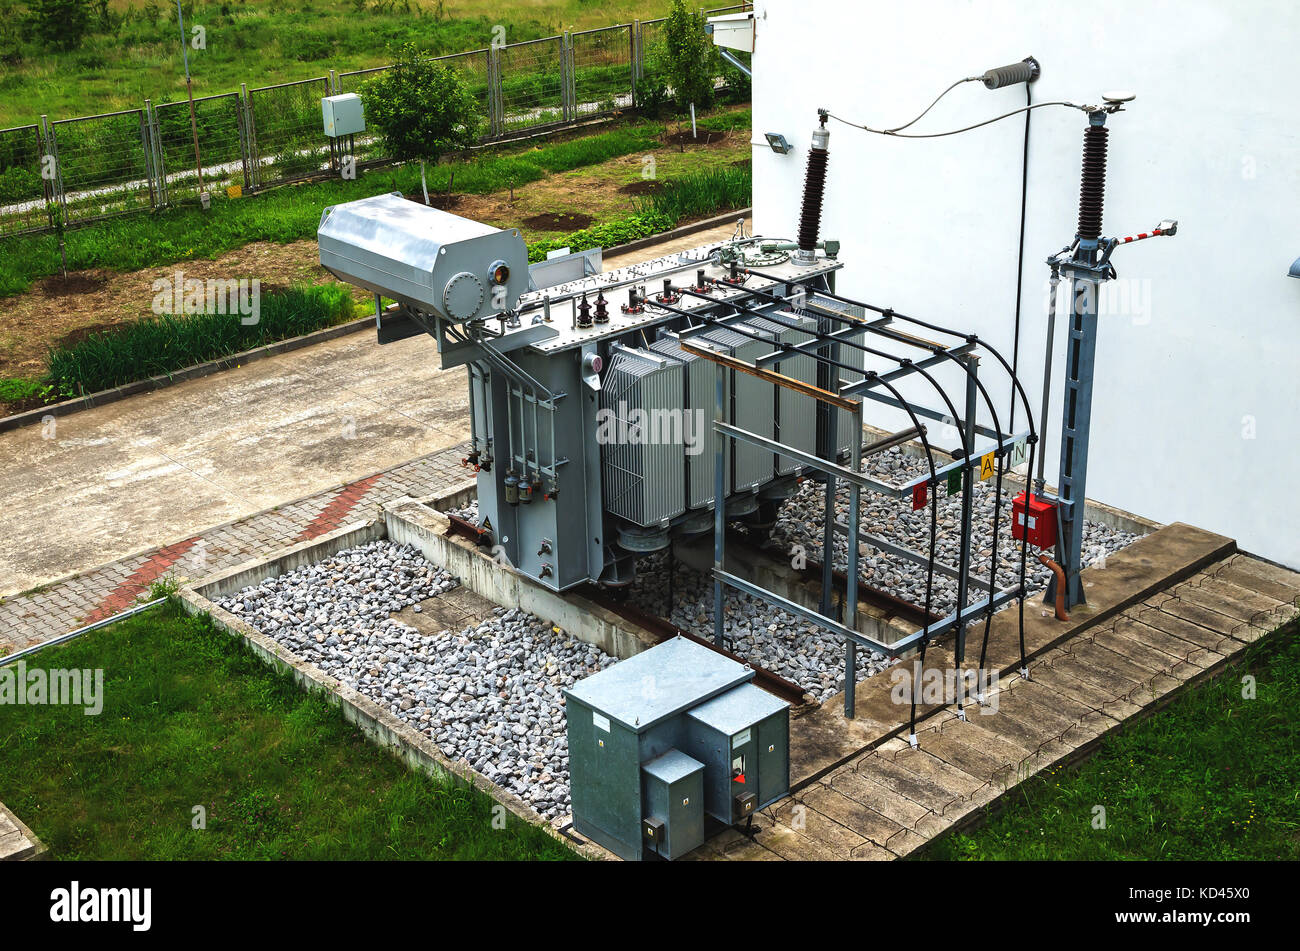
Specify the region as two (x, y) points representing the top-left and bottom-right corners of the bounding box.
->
(769, 446), (1138, 615)
(626, 552), (889, 704)
(624, 446), (1139, 701)
(216, 539), (617, 822)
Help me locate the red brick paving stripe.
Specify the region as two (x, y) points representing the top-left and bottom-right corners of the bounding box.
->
(81, 537), (199, 625)
(293, 474), (385, 543)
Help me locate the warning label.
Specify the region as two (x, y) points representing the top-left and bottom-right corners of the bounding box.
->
(979, 452), (996, 481)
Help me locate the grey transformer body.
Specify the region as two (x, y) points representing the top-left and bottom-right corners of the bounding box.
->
(318, 193), (861, 592)
(563, 637), (790, 861)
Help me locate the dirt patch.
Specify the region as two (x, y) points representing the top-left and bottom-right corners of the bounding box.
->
(521, 211), (593, 232)
(402, 192), (466, 211)
(618, 180), (663, 196)
(663, 129), (730, 148)
(0, 391), (47, 416)
(39, 272), (108, 297)
(51, 321), (119, 351)
(0, 239), (347, 380)
(0, 106), (755, 382)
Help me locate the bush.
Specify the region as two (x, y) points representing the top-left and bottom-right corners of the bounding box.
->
(0, 376), (44, 403)
(528, 211), (674, 262)
(658, 0), (715, 115)
(637, 165), (752, 223)
(361, 41), (482, 196)
(0, 164), (42, 203)
(46, 283), (355, 397)
(29, 0), (92, 51)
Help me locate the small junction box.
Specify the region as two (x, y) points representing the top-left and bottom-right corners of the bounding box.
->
(1012, 491), (1058, 549)
(321, 93), (365, 137)
(564, 637), (790, 860)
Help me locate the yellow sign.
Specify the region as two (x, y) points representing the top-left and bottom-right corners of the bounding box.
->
(979, 452), (996, 481)
(226, 184), (242, 199)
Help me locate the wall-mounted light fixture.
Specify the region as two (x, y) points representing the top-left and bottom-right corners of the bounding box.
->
(1289, 257), (1300, 279)
(764, 132), (792, 154)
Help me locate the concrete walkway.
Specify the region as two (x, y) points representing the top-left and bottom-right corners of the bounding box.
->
(691, 549), (1300, 861)
(0, 219), (748, 653)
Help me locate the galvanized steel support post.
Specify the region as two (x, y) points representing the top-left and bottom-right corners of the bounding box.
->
(953, 353), (980, 716)
(1052, 267), (1101, 608)
(843, 402), (864, 718)
(712, 360), (727, 647)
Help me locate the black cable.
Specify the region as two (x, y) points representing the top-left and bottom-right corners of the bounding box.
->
(827, 100), (1083, 139)
(1009, 81), (1031, 435)
(882, 77), (981, 133)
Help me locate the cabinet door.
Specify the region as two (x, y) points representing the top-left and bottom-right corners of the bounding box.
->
(756, 712), (789, 808)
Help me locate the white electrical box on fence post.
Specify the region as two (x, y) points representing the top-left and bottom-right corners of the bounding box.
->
(322, 93), (365, 137)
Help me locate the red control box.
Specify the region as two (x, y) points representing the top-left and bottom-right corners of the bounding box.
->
(1012, 492), (1057, 549)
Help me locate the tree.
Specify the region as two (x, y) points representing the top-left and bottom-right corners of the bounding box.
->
(30, 0), (92, 51)
(659, 0), (715, 115)
(361, 42), (482, 205)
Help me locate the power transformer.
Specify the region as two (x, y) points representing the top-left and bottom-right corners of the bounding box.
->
(563, 637), (791, 861)
(317, 193), (862, 592)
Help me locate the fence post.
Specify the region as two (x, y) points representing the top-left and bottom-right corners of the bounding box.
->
(327, 70), (339, 173)
(241, 82), (259, 192)
(569, 33), (578, 120)
(235, 84), (252, 193)
(37, 116), (57, 231)
(148, 101), (163, 208)
(487, 46), (503, 138)
(42, 116), (67, 228)
(629, 23), (638, 104)
(565, 32), (576, 122)
(142, 99), (159, 210)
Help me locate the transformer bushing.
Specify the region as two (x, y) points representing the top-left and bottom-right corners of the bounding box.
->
(793, 114), (830, 266)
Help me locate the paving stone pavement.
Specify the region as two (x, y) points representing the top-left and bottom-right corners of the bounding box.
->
(0, 444), (472, 657)
(688, 552), (1300, 861)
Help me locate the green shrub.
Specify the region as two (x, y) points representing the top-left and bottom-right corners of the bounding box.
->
(657, 0), (715, 115)
(0, 376), (44, 403)
(528, 210), (674, 262)
(637, 165), (752, 223)
(46, 283), (354, 397)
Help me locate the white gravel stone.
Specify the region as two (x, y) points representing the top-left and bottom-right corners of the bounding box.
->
(215, 539), (616, 822)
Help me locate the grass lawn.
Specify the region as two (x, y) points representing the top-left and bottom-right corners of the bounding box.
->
(0, 105), (751, 410)
(0, 1), (674, 128)
(0, 599), (576, 860)
(916, 620), (1300, 860)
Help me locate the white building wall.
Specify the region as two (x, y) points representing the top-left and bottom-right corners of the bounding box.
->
(749, 0), (1300, 567)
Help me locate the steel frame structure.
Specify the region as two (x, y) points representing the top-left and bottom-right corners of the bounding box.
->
(664, 271), (1035, 735)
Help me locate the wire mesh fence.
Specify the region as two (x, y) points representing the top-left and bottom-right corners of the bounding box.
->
(335, 65), (391, 166)
(247, 76), (332, 189)
(497, 36), (566, 134)
(440, 48), (493, 131)
(49, 110), (156, 224)
(153, 92), (247, 203)
(572, 26), (635, 119)
(0, 124), (55, 237)
(0, 7), (754, 239)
